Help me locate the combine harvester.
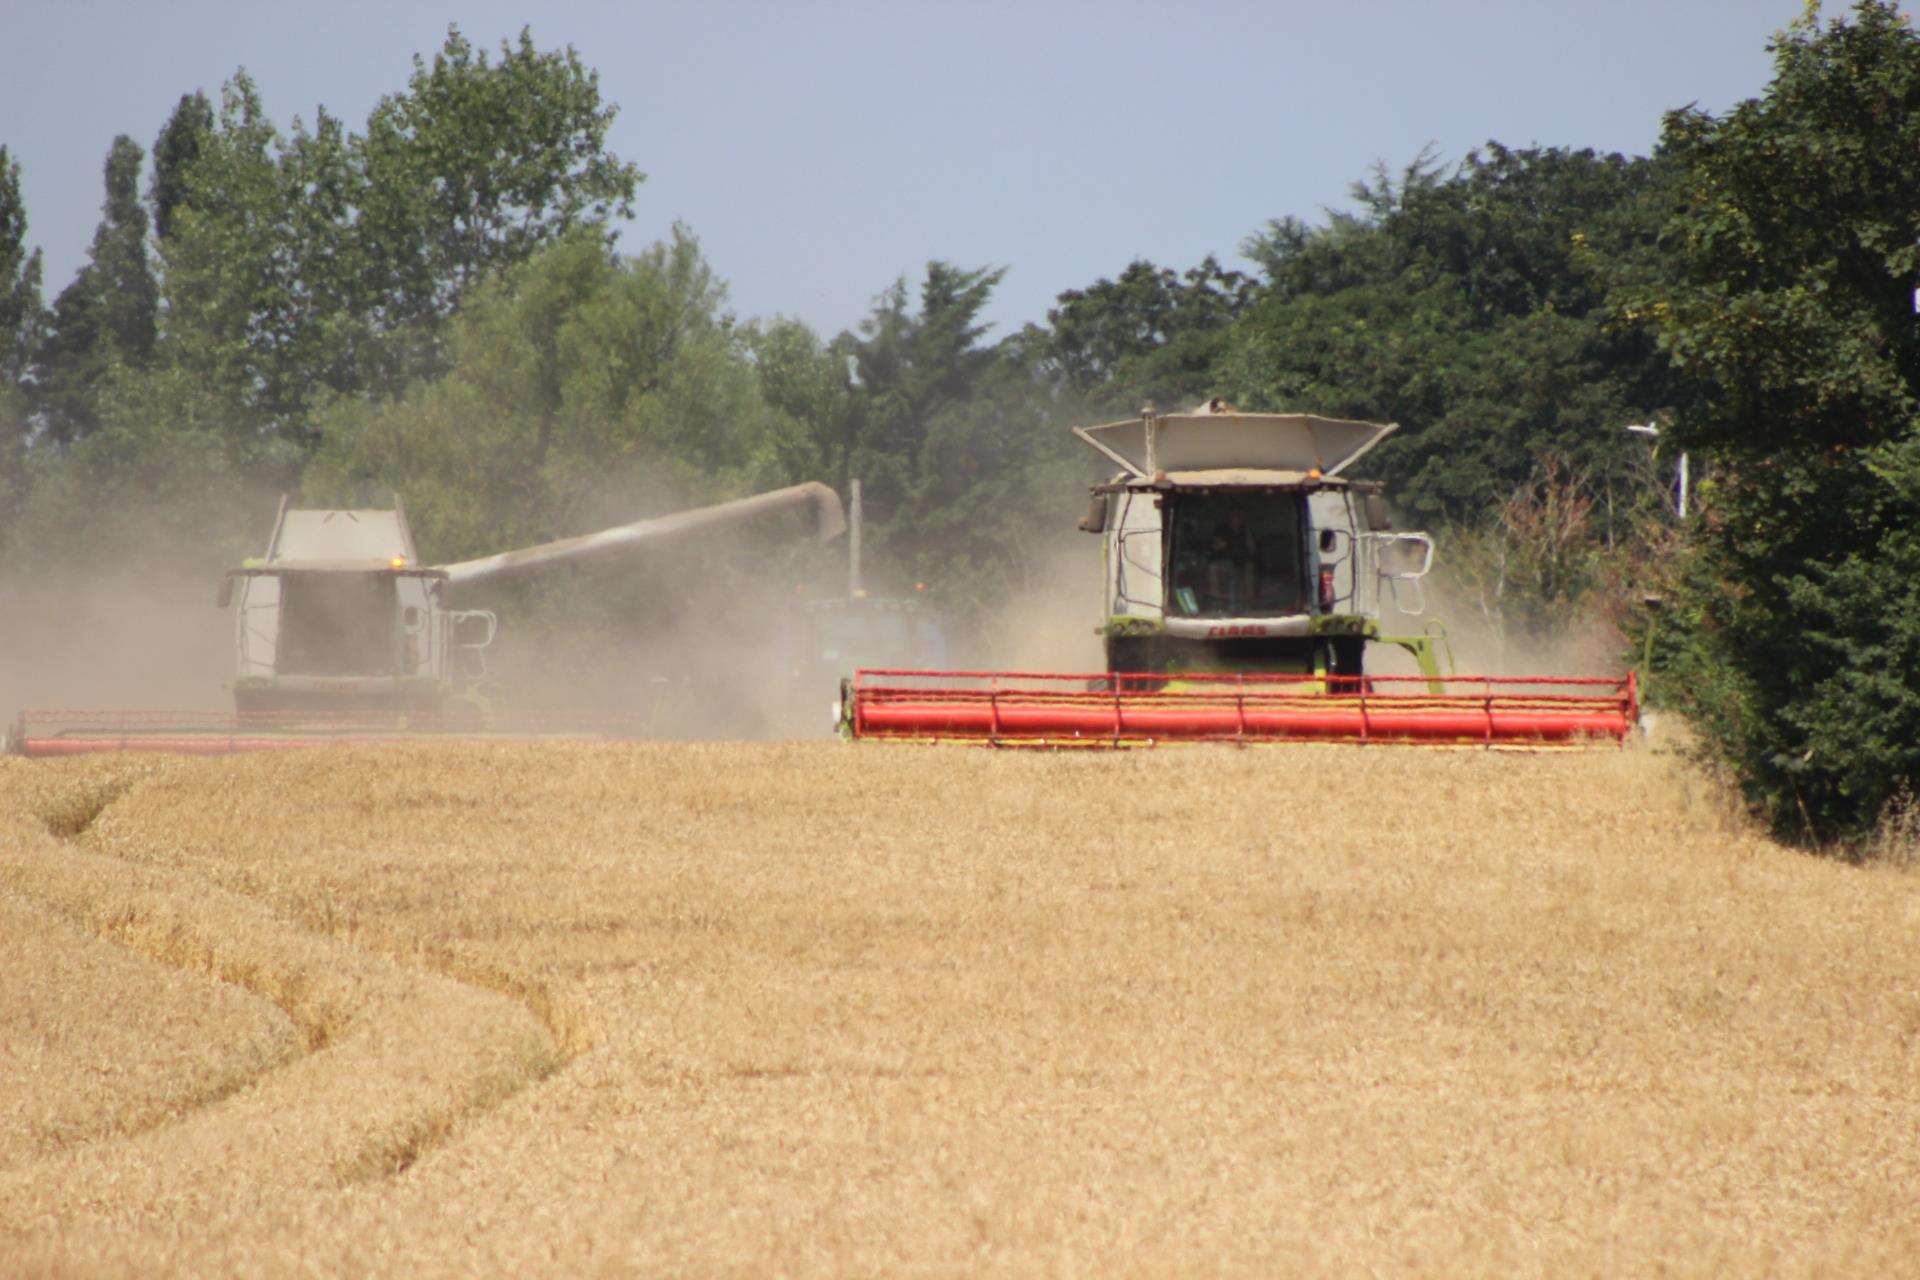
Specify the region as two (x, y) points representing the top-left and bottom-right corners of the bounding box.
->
(842, 401), (1638, 748)
(10, 484), (845, 757)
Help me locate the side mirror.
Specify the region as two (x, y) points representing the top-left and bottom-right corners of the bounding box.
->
(1364, 494), (1391, 530)
(454, 612), (497, 648)
(216, 575), (234, 609)
(1077, 493), (1107, 534)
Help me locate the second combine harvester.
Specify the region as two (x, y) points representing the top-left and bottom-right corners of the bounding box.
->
(843, 400), (1639, 746)
(11, 483), (845, 754)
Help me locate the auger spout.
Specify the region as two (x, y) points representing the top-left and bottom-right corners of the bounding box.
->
(438, 482), (845, 591)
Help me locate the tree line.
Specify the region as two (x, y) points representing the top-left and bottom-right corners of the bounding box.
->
(3, 7), (1917, 847)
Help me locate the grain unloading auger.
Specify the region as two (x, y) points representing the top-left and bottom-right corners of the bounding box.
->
(9, 484), (845, 757)
(841, 401), (1638, 748)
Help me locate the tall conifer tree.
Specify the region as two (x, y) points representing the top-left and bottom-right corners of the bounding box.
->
(150, 91), (214, 243)
(36, 136), (158, 444)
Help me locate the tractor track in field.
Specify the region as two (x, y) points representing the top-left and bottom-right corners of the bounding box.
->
(0, 762), (580, 1215)
(0, 889), (304, 1171)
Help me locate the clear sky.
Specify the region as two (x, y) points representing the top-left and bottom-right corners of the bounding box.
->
(3, 0), (1842, 340)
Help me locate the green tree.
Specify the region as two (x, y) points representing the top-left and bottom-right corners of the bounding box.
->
(158, 29), (643, 449)
(749, 315), (862, 495)
(1627, 0), (1920, 842)
(0, 145), (43, 533)
(859, 264), (1006, 420)
(156, 73), (330, 450)
(1219, 144), (1676, 522)
(748, 262), (1095, 617)
(12, 115), (272, 575)
(357, 25), (644, 326)
(305, 228), (764, 564)
(0, 146), (40, 383)
(754, 263), (1008, 522)
(34, 135), (158, 446)
(843, 262), (1006, 515)
(895, 355), (1088, 624)
(4, 359), (270, 574)
(1034, 256), (1254, 410)
(150, 91), (215, 243)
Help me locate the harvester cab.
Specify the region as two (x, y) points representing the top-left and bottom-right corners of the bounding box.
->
(1075, 401), (1439, 682)
(220, 499), (498, 714)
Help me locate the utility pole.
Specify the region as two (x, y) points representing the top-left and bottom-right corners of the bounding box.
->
(848, 478), (863, 598)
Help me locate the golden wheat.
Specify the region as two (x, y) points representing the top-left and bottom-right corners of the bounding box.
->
(2, 741), (1917, 1277)
(0, 890), (298, 1170)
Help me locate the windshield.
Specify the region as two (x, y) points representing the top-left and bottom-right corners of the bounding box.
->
(1165, 492), (1305, 618)
(276, 572), (400, 675)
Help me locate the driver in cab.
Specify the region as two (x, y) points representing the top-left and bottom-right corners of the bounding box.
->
(1207, 505), (1256, 610)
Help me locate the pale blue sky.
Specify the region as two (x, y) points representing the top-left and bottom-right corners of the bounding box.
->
(3, 0), (1843, 339)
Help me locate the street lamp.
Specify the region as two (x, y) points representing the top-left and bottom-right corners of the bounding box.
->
(1624, 422), (1688, 519)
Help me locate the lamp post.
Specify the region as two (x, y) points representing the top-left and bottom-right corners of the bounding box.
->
(1625, 422), (1687, 519)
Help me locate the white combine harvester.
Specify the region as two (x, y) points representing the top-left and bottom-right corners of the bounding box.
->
(1074, 396), (1441, 682)
(843, 401), (1640, 747)
(11, 484), (844, 755)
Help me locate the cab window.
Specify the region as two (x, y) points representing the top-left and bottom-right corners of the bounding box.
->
(1165, 492), (1304, 617)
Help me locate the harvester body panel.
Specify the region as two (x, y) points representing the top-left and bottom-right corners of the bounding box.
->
(270, 507), (419, 561)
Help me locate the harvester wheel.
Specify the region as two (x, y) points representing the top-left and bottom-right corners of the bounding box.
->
(1104, 636), (1169, 692)
(1325, 637), (1372, 694)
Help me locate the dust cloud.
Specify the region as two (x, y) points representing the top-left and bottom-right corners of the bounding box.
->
(1374, 561), (1626, 680)
(503, 521), (1108, 738)
(975, 536), (1105, 674)
(486, 488), (1110, 739)
(0, 500), (269, 728)
(471, 510), (850, 740)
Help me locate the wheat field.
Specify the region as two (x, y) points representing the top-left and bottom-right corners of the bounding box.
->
(2, 740), (1917, 1277)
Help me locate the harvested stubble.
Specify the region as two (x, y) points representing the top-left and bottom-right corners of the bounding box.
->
(1, 741), (1918, 1277)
